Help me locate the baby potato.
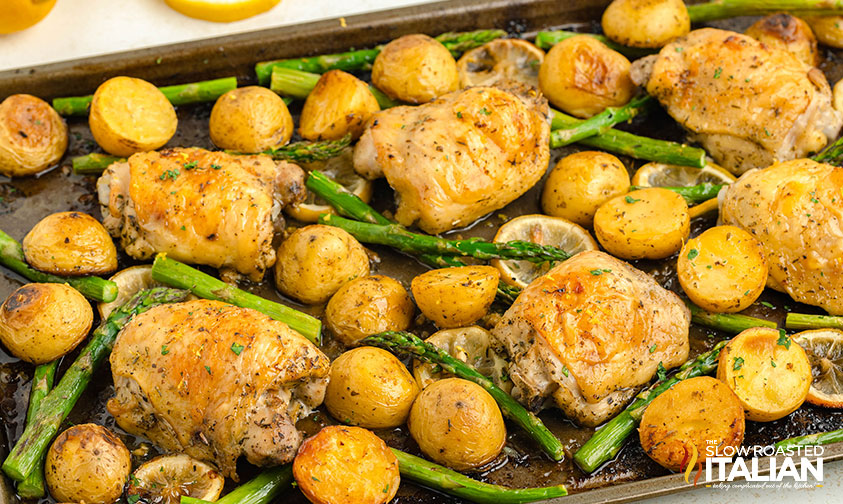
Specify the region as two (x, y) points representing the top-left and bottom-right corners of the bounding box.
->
(541, 151), (630, 227)
(209, 86), (294, 152)
(325, 275), (414, 346)
(538, 35), (635, 118)
(411, 265), (499, 328)
(601, 0), (690, 48)
(46, 424), (131, 504)
(0, 94), (67, 177)
(300, 70), (380, 141)
(325, 347), (420, 428)
(294, 425), (400, 504)
(746, 14), (820, 67)
(274, 224), (369, 304)
(0, 283), (92, 364)
(23, 211), (117, 276)
(372, 34), (460, 104)
(806, 16), (843, 49)
(717, 327), (812, 422)
(593, 188), (690, 260)
(677, 226), (768, 313)
(639, 376), (745, 472)
(408, 378), (505, 470)
(89, 76), (177, 157)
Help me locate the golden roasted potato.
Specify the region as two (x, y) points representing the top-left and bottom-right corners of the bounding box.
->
(805, 16), (843, 49)
(718, 327), (812, 422)
(372, 34), (460, 104)
(677, 226), (768, 313)
(0, 283), (92, 363)
(834, 78), (843, 113)
(23, 211), (117, 276)
(411, 265), (499, 328)
(746, 13), (820, 67)
(601, 0), (690, 48)
(639, 376), (745, 471)
(89, 76), (177, 156)
(0, 94), (67, 177)
(325, 275), (414, 346)
(538, 35), (635, 118)
(300, 70), (380, 141)
(325, 346), (420, 428)
(413, 326), (511, 392)
(593, 188), (690, 260)
(541, 151), (630, 227)
(46, 424), (131, 504)
(293, 426), (400, 504)
(274, 224), (369, 304)
(408, 378), (505, 470)
(457, 39), (545, 88)
(209, 86), (294, 152)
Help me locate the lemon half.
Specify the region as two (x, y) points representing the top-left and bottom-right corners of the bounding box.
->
(164, 0), (282, 23)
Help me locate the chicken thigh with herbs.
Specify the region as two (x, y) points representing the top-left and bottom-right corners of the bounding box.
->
(97, 148), (306, 282)
(491, 250), (690, 426)
(632, 28), (842, 174)
(108, 299), (330, 479)
(353, 81), (550, 234)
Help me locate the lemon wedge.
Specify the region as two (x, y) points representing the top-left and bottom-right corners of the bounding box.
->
(793, 329), (843, 409)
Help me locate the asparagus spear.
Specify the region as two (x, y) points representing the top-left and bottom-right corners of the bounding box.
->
(15, 361), (58, 498)
(687, 0), (843, 23)
(362, 331), (565, 461)
(0, 229), (118, 302)
(785, 313), (843, 330)
(150, 254), (322, 345)
(688, 303), (777, 333)
(630, 182), (726, 204)
(52, 77), (238, 117)
(255, 29), (506, 85)
(2, 287), (189, 482)
(534, 30), (656, 59)
(775, 428), (843, 450)
(550, 95), (655, 147)
(812, 134), (843, 166)
(180, 465), (292, 504)
(574, 340), (728, 473)
(258, 135), (353, 163)
(72, 153), (124, 175)
(269, 67), (400, 108)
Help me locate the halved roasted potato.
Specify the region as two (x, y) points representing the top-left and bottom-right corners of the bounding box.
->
(0, 94), (67, 177)
(411, 266), (499, 328)
(23, 211), (117, 276)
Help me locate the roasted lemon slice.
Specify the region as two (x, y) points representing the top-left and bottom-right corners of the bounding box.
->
(98, 265), (164, 319)
(631, 161), (736, 188)
(457, 39), (545, 88)
(793, 329), (843, 408)
(492, 214), (597, 288)
(164, 0), (281, 22)
(285, 149), (373, 223)
(127, 454), (224, 504)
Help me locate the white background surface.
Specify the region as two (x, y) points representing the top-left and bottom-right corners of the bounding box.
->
(1, 0), (842, 502)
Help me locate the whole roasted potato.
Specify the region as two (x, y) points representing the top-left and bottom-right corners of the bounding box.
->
(0, 94), (67, 177)
(0, 283), (92, 363)
(209, 86), (294, 152)
(372, 34), (460, 104)
(325, 346), (420, 428)
(293, 426), (400, 504)
(408, 378), (505, 470)
(325, 275), (414, 346)
(746, 14), (820, 67)
(602, 0), (690, 48)
(89, 76), (177, 157)
(806, 16), (843, 49)
(274, 225), (369, 304)
(411, 265), (499, 328)
(539, 35), (635, 118)
(300, 70), (380, 141)
(23, 211), (118, 276)
(45, 424), (131, 504)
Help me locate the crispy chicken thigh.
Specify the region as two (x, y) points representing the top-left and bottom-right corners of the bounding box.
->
(108, 299), (330, 479)
(491, 251), (690, 426)
(353, 82), (550, 234)
(720, 158), (843, 314)
(632, 28), (842, 174)
(97, 148), (305, 282)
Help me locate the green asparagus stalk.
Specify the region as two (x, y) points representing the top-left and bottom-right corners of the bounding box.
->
(688, 303), (777, 333)
(630, 183), (726, 204)
(775, 428), (843, 450)
(150, 254), (322, 345)
(72, 153), (125, 175)
(269, 67), (400, 108)
(255, 29), (506, 85)
(180, 465), (292, 504)
(0, 229), (118, 302)
(52, 77), (238, 116)
(550, 95), (655, 147)
(362, 331), (565, 461)
(812, 135), (843, 166)
(574, 340), (728, 473)
(534, 30), (656, 59)
(687, 0), (843, 23)
(2, 287), (189, 482)
(393, 449), (567, 503)
(259, 135), (353, 163)
(785, 312), (843, 330)
(15, 361), (59, 498)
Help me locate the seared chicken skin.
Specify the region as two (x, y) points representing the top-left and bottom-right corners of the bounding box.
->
(633, 28), (842, 174)
(97, 148), (306, 282)
(353, 82), (550, 234)
(720, 158), (843, 314)
(108, 299), (330, 479)
(491, 251), (690, 426)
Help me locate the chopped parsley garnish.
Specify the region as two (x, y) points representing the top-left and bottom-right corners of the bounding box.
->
(687, 248), (699, 260)
(733, 356), (744, 371)
(714, 67), (722, 79)
(777, 329), (791, 349)
(649, 344), (658, 353)
(205, 365), (212, 375)
(211, 164), (222, 170)
(159, 169), (180, 180)
(625, 195), (641, 204)
(589, 268), (612, 275)
(657, 362), (667, 381)
(231, 342), (245, 355)
(760, 301), (774, 309)
(161, 345), (169, 355)
(478, 107), (491, 116)
(183, 161), (198, 170)
(561, 365), (569, 377)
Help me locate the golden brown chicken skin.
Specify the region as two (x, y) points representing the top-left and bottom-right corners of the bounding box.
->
(108, 300), (330, 479)
(491, 250), (690, 426)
